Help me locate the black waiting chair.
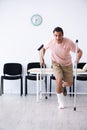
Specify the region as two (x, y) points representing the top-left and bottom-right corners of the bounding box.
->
(1, 63), (23, 96)
(25, 62), (47, 98)
(73, 62), (87, 95)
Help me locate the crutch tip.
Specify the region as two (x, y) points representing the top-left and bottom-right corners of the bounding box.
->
(76, 39), (78, 43)
(45, 96), (48, 99)
(74, 107), (76, 111)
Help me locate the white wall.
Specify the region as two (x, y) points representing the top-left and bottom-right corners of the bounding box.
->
(0, 0), (87, 94)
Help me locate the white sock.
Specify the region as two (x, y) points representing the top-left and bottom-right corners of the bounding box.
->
(57, 93), (64, 109)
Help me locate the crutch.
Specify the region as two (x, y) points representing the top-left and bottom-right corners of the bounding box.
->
(74, 40), (78, 111)
(40, 65), (48, 99)
(37, 44), (48, 100)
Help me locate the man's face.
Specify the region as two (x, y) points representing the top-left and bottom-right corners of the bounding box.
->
(53, 31), (63, 43)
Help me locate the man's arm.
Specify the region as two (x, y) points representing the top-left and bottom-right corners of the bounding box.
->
(39, 47), (46, 66)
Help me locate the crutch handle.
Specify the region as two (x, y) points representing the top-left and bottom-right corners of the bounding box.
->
(37, 44), (44, 51)
(76, 39), (78, 43)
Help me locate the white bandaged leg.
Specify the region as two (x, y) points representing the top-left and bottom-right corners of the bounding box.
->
(57, 93), (64, 109)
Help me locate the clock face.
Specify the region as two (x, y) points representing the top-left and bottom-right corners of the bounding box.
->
(31, 14), (43, 26)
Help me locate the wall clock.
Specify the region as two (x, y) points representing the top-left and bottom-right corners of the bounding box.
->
(31, 14), (43, 26)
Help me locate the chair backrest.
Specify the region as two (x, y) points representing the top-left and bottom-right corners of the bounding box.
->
(77, 62), (86, 69)
(27, 62), (40, 74)
(3, 63), (22, 75)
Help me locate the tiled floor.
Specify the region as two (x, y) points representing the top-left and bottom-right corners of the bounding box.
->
(0, 94), (87, 130)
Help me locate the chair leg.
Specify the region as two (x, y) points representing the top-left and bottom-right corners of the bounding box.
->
(73, 77), (75, 96)
(49, 77), (52, 96)
(0, 88), (2, 96)
(0, 77), (2, 95)
(45, 76), (47, 99)
(20, 77), (23, 96)
(25, 77), (27, 96)
(1, 77), (4, 95)
(69, 86), (71, 96)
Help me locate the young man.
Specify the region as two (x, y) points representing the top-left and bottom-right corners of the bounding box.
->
(39, 27), (83, 109)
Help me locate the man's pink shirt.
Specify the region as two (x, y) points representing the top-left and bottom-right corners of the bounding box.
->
(44, 37), (77, 66)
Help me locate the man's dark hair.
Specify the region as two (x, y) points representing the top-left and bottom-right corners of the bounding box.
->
(53, 27), (64, 35)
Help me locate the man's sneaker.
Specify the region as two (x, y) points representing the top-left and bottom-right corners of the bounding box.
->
(62, 87), (67, 96)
